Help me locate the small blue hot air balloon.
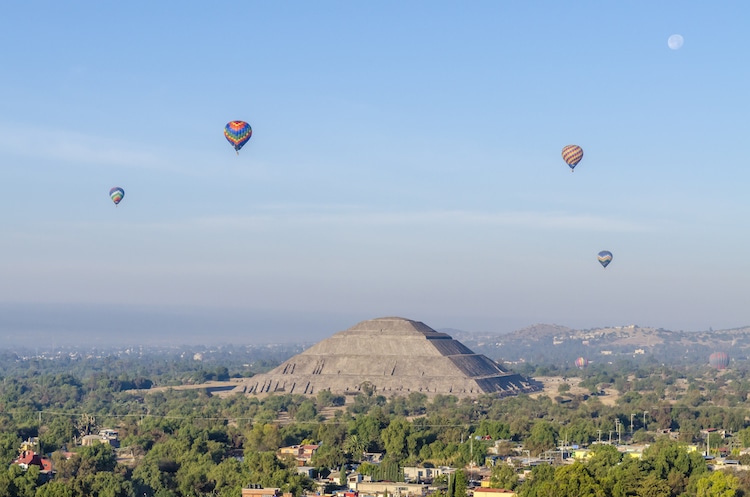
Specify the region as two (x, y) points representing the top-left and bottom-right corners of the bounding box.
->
(597, 250), (613, 268)
(109, 187), (124, 206)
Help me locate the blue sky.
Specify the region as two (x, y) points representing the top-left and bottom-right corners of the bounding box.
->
(1, 2), (748, 344)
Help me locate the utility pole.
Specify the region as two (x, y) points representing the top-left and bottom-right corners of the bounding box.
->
(598, 429), (602, 444)
(631, 413), (636, 434)
(643, 411), (648, 431)
(615, 420), (620, 445)
(706, 433), (710, 457)
(615, 419), (622, 445)
(470, 436), (474, 482)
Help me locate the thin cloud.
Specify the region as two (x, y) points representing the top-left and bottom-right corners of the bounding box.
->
(184, 206), (655, 233)
(0, 121), (277, 179)
(0, 122), (162, 167)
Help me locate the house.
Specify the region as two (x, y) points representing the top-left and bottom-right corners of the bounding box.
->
(99, 429), (120, 447)
(277, 444), (319, 465)
(403, 466), (451, 483)
(473, 488), (517, 497)
(19, 438), (40, 453)
(12, 450), (54, 478)
(78, 428), (121, 448)
(296, 466), (315, 478)
(354, 481), (428, 497)
(347, 472), (369, 490)
(362, 452), (384, 464)
(241, 487), (293, 497)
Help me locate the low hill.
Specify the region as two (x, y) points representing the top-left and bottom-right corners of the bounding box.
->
(447, 324), (750, 368)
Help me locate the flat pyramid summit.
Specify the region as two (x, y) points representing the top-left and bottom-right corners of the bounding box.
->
(234, 317), (540, 398)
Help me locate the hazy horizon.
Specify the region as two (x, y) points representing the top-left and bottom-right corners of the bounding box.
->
(0, 303), (744, 348)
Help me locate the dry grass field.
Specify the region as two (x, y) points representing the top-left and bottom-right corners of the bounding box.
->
(530, 376), (621, 406)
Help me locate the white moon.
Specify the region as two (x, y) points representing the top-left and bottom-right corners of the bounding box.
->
(668, 34), (684, 50)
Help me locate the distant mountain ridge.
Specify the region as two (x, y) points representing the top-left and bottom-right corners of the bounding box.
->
(443, 324), (750, 367)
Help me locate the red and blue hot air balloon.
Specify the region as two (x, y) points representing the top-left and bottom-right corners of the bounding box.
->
(709, 352), (729, 370)
(109, 187), (124, 206)
(224, 120), (252, 154)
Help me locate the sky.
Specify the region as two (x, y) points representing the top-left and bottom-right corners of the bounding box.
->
(1, 2), (749, 345)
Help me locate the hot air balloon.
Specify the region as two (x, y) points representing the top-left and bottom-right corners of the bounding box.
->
(597, 250), (613, 268)
(224, 120), (252, 154)
(562, 145), (584, 171)
(709, 352), (729, 370)
(109, 187), (124, 206)
(575, 357), (589, 369)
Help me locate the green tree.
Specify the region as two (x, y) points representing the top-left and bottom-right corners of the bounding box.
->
(245, 423), (281, 453)
(77, 442), (117, 475)
(552, 463), (604, 497)
(35, 479), (77, 497)
(348, 412), (386, 452)
(603, 457), (648, 497)
(453, 469), (468, 497)
(476, 420), (511, 440)
(695, 470), (739, 497)
(737, 427), (750, 448)
(295, 400), (318, 422)
(516, 462), (556, 497)
(381, 417), (411, 461)
(490, 463), (518, 490)
(39, 416), (76, 453)
(84, 471), (135, 497)
(208, 457), (251, 496)
(344, 434), (367, 461)
(311, 444), (346, 469)
(525, 421), (557, 456)
(636, 474), (672, 497)
(586, 443), (622, 480)
(0, 432), (21, 467)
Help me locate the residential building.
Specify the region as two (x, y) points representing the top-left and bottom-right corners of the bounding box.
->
(12, 450), (54, 479)
(241, 487), (292, 497)
(473, 488), (517, 497)
(354, 481), (428, 497)
(277, 444), (319, 465)
(403, 466), (451, 483)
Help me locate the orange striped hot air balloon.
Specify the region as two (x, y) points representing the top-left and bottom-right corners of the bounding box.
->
(562, 145), (584, 171)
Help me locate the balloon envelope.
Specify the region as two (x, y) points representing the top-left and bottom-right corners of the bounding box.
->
(562, 145), (584, 170)
(109, 187), (124, 206)
(224, 121), (252, 152)
(709, 352), (729, 370)
(575, 357), (588, 369)
(597, 250), (613, 268)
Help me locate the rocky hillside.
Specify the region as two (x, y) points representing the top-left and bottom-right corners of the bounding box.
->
(447, 324), (750, 368)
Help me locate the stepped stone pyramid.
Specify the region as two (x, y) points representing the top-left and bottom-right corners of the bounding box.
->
(234, 317), (540, 398)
